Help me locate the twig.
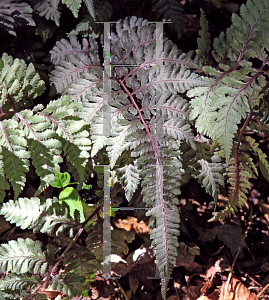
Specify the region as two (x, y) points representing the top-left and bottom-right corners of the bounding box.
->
(223, 211), (254, 300)
(257, 282), (269, 298)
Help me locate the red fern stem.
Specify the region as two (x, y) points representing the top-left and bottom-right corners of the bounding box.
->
(230, 110), (253, 206)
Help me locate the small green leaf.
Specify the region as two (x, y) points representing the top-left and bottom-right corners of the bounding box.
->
(88, 271), (97, 281)
(82, 290), (89, 297)
(59, 187), (80, 201)
(50, 172), (71, 188)
(82, 183), (92, 190)
(59, 187), (85, 222)
(259, 160), (269, 183)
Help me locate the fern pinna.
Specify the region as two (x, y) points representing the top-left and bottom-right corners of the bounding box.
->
(49, 16), (223, 297)
(188, 0), (269, 221)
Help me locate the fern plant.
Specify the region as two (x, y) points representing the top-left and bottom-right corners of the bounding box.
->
(48, 15), (225, 298)
(0, 0), (269, 299)
(0, 195), (104, 299)
(188, 0), (269, 220)
(0, 52), (92, 201)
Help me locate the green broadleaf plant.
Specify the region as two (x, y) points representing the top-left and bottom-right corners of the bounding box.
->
(50, 171), (92, 222)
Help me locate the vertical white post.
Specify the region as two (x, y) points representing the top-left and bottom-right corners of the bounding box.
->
(102, 165), (111, 274)
(103, 22), (112, 136)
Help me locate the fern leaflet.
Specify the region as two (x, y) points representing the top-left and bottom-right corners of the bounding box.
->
(0, 238), (54, 274)
(33, 0), (61, 27)
(196, 8), (211, 64)
(0, 274), (40, 290)
(0, 0), (35, 36)
(152, 0), (184, 39)
(61, 0), (95, 19)
(0, 197), (80, 236)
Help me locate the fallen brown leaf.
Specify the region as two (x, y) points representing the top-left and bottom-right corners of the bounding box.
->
(113, 216), (150, 234)
(38, 286), (60, 300)
(219, 277), (258, 300)
(197, 290), (219, 300)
